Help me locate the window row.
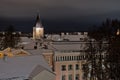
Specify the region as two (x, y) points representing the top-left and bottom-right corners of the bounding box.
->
(55, 55), (86, 61)
(61, 64), (79, 71)
(62, 74), (79, 80)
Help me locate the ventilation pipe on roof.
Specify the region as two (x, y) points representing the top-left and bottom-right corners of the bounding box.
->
(3, 54), (7, 61)
(34, 45), (37, 49)
(21, 46), (24, 49)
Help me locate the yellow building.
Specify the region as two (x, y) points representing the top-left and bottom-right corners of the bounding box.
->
(0, 48), (13, 58)
(0, 47), (30, 58)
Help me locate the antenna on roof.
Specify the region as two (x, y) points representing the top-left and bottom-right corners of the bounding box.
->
(37, 10), (40, 19)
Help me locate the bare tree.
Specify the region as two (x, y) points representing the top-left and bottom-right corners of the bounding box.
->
(83, 40), (108, 80)
(83, 19), (120, 80)
(0, 25), (21, 50)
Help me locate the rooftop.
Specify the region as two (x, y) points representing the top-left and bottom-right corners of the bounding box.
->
(0, 54), (52, 79)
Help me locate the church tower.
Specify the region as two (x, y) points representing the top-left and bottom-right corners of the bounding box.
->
(33, 14), (44, 39)
(116, 28), (120, 35)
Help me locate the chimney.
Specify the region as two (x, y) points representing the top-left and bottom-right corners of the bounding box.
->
(34, 45), (37, 49)
(3, 54), (7, 61)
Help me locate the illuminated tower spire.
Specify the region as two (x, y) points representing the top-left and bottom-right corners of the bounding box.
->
(35, 14), (42, 28)
(33, 14), (44, 39)
(116, 28), (120, 35)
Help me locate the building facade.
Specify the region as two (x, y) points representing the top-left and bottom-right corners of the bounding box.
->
(41, 33), (89, 80)
(54, 51), (86, 80)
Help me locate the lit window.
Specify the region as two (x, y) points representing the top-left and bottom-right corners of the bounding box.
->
(68, 65), (73, 70)
(61, 65), (66, 71)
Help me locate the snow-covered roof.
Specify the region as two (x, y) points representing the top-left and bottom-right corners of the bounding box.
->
(63, 35), (87, 41)
(46, 33), (88, 41)
(0, 54), (52, 79)
(19, 37), (37, 49)
(26, 49), (42, 55)
(20, 37), (34, 43)
(48, 41), (87, 51)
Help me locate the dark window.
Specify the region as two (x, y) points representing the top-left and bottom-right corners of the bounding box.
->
(56, 57), (57, 61)
(68, 74), (72, 80)
(76, 64), (79, 70)
(70, 56), (71, 61)
(67, 56), (69, 61)
(63, 56), (64, 61)
(60, 56), (62, 61)
(61, 65), (66, 71)
(34, 45), (37, 49)
(65, 56), (67, 61)
(72, 56), (74, 60)
(80, 38), (83, 41)
(76, 74), (79, 80)
(58, 57), (60, 61)
(74, 56), (76, 60)
(77, 56), (79, 60)
(62, 75), (66, 80)
(68, 65), (73, 70)
(79, 56), (81, 60)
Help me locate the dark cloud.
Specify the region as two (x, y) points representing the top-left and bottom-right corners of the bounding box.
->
(1, 0), (120, 18)
(0, 0), (120, 32)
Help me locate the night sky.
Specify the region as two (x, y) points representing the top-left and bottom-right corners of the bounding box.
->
(0, 0), (120, 33)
